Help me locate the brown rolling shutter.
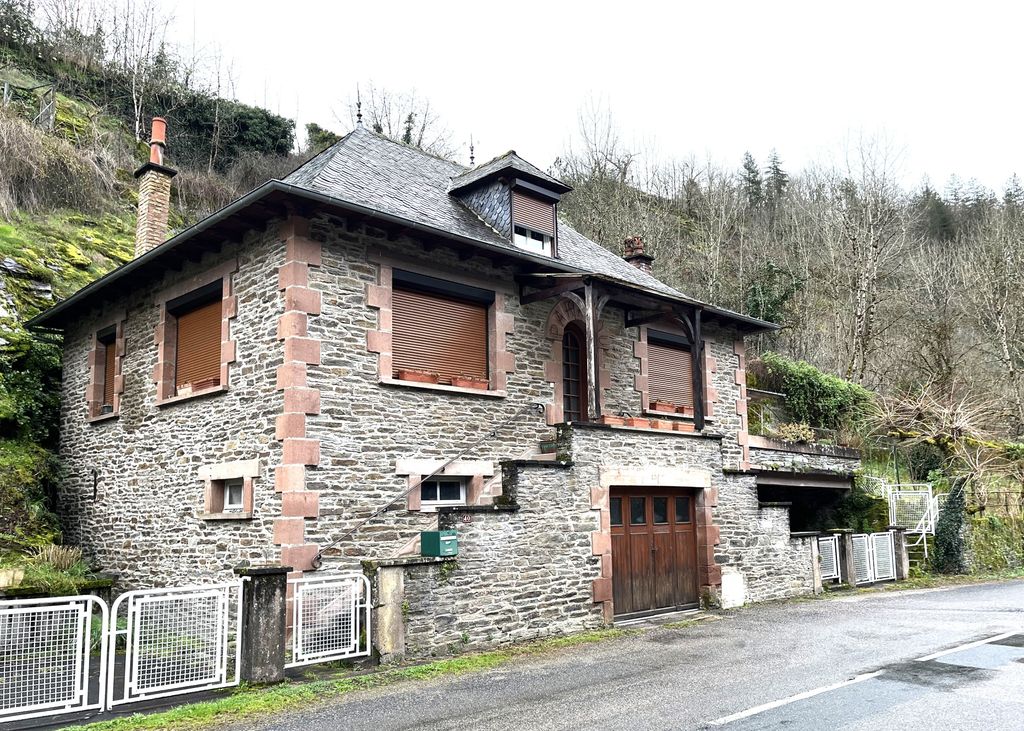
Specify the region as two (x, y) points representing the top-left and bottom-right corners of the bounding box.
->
(648, 341), (693, 407)
(512, 191), (556, 236)
(175, 299), (222, 391)
(102, 340), (115, 407)
(392, 287), (488, 384)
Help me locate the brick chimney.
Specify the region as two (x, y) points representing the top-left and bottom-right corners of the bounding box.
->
(133, 117), (177, 257)
(623, 236), (654, 273)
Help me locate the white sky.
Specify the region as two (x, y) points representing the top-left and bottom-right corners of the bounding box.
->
(166, 0), (1022, 192)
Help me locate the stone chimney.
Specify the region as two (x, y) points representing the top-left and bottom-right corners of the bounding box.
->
(133, 117), (177, 257)
(623, 236), (654, 273)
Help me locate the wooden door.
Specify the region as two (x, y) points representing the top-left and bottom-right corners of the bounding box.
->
(610, 488), (699, 616)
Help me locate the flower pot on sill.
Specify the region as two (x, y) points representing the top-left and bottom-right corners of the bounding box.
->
(451, 375), (489, 389)
(397, 368), (439, 384)
(176, 383), (193, 397)
(651, 400), (675, 413)
(676, 405), (695, 417)
(624, 417), (649, 428)
(599, 415), (625, 426)
(674, 421), (696, 433)
(651, 419), (674, 431)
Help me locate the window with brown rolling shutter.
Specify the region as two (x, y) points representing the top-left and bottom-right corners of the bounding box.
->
(648, 339), (694, 408)
(175, 298), (222, 392)
(392, 286), (488, 385)
(512, 191), (556, 237)
(102, 338), (116, 407)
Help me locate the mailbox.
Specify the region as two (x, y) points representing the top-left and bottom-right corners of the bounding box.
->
(421, 530), (458, 557)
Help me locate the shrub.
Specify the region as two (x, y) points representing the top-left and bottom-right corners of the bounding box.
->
(749, 352), (872, 431)
(967, 516), (1024, 571)
(33, 544), (82, 571)
(771, 422), (816, 443)
(934, 479), (968, 574)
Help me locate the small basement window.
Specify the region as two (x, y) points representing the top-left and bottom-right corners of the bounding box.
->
(222, 478), (244, 513)
(419, 478), (466, 511)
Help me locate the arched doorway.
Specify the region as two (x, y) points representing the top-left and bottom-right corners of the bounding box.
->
(562, 323), (587, 422)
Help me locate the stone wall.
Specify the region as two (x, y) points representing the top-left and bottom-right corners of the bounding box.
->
(381, 462), (604, 661)
(57, 223), (286, 588)
(748, 437), (861, 474)
(568, 424), (817, 606)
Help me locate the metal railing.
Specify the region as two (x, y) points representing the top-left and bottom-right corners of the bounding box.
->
(818, 535), (841, 581)
(0, 595), (109, 724)
(287, 573), (371, 668)
(107, 581), (243, 707)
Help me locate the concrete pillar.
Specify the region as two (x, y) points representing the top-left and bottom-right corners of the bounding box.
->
(834, 529), (855, 586)
(234, 564), (291, 684)
(374, 565), (406, 664)
(809, 534), (823, 595)
(888, 526), (911, 580)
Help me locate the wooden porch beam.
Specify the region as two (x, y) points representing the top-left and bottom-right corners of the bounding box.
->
(625, 307), (674, 329)
(585, 281), (602, 421)
(519, 277), (587, 305)
(691, 307), (705, 431)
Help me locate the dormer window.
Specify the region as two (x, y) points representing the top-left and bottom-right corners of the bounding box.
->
(513, 226), (553, 256)
(511, 189), (556, 257)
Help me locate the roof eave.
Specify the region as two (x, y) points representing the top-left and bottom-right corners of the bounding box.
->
(27, 180), (778, 335)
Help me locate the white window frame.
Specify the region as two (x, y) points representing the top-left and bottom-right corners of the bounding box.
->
(419, 478), (467, 512)
(223, 477), (245, 513)
(513, 225), (553, 257)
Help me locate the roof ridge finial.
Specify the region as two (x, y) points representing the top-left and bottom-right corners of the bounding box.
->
(469, 134), (475, 167)
(356, 84), (363, 126)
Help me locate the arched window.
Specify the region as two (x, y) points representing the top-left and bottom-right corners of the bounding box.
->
(562, 325), (587, 422)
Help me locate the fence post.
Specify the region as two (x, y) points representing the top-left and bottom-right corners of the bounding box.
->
(888, 526), (910, 580)
(833, 529), (855, 585)
(810, 534), (823, 595)
(234, 564), (291, 684)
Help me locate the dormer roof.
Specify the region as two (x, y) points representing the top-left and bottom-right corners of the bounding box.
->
(448, 150), (572, 197)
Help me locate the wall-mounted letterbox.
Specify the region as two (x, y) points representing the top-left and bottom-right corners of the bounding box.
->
(421, 530), (458, 557)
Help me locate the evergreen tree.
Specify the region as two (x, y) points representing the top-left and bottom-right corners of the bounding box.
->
(1004, 174), (1024, 212)
(740, 152), (763, 209)
(765, 149), (788, 208)
(914, 185), (956, 242)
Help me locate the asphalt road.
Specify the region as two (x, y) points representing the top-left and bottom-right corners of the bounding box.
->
(243, 581), (1024, 731)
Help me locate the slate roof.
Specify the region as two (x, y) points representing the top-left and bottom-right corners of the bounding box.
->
(448, 150), (572, 194)
(285, 126), (697, 302)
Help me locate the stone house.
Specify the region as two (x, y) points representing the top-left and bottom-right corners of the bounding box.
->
(29, 120), (860, 658)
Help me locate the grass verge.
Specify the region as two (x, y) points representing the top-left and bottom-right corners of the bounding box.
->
(79, 629), (634, 731)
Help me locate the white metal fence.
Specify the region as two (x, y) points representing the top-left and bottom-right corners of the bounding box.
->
(287, 573), (371, 668)
(0, 595), (109, 724)
(817, 535), (841, 581)
(851, 531), (897, 584)
(107, 581), (243, 707)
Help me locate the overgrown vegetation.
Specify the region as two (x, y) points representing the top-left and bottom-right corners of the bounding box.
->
(934, 479), (968, 574)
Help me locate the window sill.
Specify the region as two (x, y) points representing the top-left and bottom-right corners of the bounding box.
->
(157, 384), (229, 408)
(86, 412), (119, 425)
(418, 503), (467, 513)
(380, 378), (506, 398)
(199, 511), (252, 521)
(642, 407), (714, 424)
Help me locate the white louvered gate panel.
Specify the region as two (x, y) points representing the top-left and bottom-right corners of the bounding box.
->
(0, 596), (108, 724)
(851, 534), (873, 584)
(872, 532), (896, 581)
(108, 582), (242, 707)
(818, 535), (841, 581)
(287, 574), (371, 668)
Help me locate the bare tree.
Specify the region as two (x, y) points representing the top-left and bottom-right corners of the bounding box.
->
(105, 0), (171, 141)
(341, 83), (455, 158)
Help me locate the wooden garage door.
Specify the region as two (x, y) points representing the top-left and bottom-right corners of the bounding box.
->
(610, 488), (699, 616)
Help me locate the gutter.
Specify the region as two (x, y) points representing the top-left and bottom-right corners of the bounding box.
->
(27, 180), (779, 333)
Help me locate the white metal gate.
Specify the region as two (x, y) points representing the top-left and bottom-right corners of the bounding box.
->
(107, 581), (242, 707)
(817, 534), (841, 581)
(851, 531), (897, 584)
(287, 574), (371, 668)
(0, 595), (108, 724)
